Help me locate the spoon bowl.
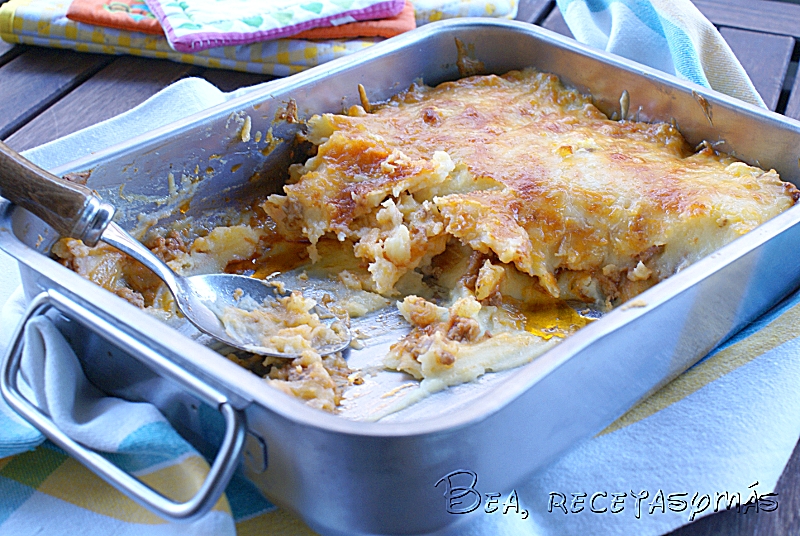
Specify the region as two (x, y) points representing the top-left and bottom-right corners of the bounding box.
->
(181, 273), (350, 359)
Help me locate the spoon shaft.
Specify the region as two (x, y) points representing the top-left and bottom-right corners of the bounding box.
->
(101, 222), (181, 293)
(0, 140), (114, 246)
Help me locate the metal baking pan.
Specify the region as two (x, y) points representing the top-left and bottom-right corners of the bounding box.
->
(4, 18), (800, 535)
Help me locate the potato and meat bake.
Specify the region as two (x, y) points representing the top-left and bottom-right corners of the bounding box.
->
(54, 68), (799, 415)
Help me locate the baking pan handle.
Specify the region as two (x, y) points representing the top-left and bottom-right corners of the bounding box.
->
(0, 290), (247, 522)
(0, 140), (114, 246)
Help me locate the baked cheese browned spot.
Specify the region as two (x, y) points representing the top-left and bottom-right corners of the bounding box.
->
(265, 69), (798, 306)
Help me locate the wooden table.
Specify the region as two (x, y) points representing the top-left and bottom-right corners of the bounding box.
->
(1, 0), (799, 534)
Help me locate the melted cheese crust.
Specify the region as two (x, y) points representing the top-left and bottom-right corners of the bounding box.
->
(55, 69), (799, 416)
(266, 69), (798, 305)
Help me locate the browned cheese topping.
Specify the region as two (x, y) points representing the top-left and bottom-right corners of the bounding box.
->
(265, 69), (797, 306)
(54, 69), (799, 414)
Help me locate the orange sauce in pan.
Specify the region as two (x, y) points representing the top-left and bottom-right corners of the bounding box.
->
(226, 240), (310, 278)
(523, 302), (594, 340)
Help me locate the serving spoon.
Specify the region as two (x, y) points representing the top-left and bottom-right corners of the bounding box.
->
(0, 140), (350, 358)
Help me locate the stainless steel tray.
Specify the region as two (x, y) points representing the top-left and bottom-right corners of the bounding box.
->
(3, 18), (800, 535)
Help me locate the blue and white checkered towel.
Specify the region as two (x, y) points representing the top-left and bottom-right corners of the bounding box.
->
(557, 0), (766, 107)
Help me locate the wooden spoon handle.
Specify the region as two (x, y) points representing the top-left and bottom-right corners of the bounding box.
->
(0, 140), (114, 246)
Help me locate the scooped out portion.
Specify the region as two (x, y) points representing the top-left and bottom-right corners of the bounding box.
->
(218, 289), (349, 357)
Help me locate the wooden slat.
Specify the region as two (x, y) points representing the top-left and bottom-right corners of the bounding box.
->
(0, 48), (111, 141)
(784, 61), (800, 121)
(515, 0), (554, 25)
(0, 41), (26, 71)
(5, 56), (200, 152)
(200, 69), (276, 93)
(695, 0), (800, 39)
(719, 27), (794, 111)
(540, 5), (573, 38)
(0, 41), (16, 61)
